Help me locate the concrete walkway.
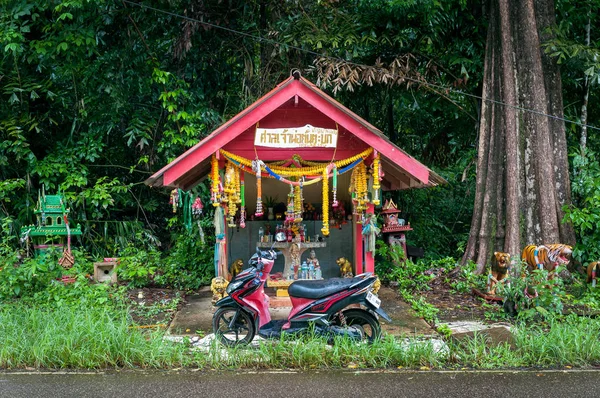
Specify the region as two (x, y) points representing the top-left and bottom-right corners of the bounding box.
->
(169, 285), (434, 337)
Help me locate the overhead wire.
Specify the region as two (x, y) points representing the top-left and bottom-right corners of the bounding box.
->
(121, 0), (600, 132)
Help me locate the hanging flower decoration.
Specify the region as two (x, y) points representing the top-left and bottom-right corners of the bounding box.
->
(252, 159), (264, 217)
(350, 161), (368, 223)
(224, 161), (240, 227)
(170, 189), (179, 213)
(192, 197), (203, 216)
(321, 164), (334, 236)
(211, 155), (221, 207)
(239, 171), (246, 228)
(294, 182), (303, 222)
(286, 184), (295, 222)
(332, 165), (338, 208)
(372, 153), (381, 206)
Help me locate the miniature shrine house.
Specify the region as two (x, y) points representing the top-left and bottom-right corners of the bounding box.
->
(145, 72), (444, 278)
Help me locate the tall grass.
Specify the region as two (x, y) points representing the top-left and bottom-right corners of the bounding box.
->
(2, 304), (600, 370)
(0, 305), (187, 368)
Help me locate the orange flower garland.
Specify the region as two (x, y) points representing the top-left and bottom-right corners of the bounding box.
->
(372, 153), (381, 206)
(211, 155), (221, 207)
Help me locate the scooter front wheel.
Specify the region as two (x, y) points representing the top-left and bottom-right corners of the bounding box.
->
(212, 307), (256, 347)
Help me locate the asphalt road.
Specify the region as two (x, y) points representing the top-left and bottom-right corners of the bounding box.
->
(1, 369), (599, 398)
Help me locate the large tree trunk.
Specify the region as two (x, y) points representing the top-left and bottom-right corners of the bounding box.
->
(462, 0), (575, 272)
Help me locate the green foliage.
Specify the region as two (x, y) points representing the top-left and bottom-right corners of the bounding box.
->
(497, 263), (567, 321)
(564, 149), (600, 264)
(0, 249), (63, 298)
(449, 260), (487, 293)
(117, 244), (160, 288)
(154, 230), (216, 290)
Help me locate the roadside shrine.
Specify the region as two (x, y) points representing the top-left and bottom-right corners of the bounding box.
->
(145, 71), (445, 303)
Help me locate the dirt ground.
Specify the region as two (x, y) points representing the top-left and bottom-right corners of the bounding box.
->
(125, 280), (498, 332)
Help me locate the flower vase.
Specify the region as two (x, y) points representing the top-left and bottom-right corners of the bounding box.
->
(267, 207), (275, 221)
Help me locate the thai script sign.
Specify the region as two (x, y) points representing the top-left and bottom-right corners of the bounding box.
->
(254, 124), (338, 148)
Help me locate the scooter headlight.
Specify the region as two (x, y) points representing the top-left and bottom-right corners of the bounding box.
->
(226, 279), (245, 294)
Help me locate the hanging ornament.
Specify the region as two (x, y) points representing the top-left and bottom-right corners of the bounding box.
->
(286, 184), (295, 223)
(252, 159), (264, 217)
(224, 162), (238, 227)
(321, 164), (332, 236)
(211, 155), (221, 207)
(192, 197), (203, 216)
(169, 189), (179, 213)
(294, 182), (303, 223)
(350, 161), (368, 223)
(239, 171), (246, 228)
(372, 153), (381, 206)
(332, 165), (338, 208)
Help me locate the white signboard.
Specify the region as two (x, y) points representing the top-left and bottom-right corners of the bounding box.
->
(254, 124), (338, 148)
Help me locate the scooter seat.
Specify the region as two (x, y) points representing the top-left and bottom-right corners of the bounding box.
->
(288, 277), (359, 299)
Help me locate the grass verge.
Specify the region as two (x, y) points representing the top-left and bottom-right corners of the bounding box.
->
(2, 305), (600, 370)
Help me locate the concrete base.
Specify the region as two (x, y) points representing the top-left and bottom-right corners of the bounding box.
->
(442, 321), (516, 348)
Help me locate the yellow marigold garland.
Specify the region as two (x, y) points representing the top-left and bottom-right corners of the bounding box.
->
(210, 155), (221, 207)
(294, 183), (303, 222)
(224, 162), (238, 226)
(372, 153), (381, 206)
(252, 160), (263, 216)
(350, 162), (368, 223)
(220, 148), (373, 177)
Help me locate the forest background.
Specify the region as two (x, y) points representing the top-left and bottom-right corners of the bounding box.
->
(1, 0), (599, 292)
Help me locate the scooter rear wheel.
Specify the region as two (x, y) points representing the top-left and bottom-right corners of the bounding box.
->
(338, 309), (381, 342)
(213, 307), (256, 347)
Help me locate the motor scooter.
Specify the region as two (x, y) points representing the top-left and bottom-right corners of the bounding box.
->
(212, 236), (391, 347)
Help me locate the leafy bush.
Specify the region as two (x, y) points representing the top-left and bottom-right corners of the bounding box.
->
(564, 149), (600, 265)
(155, 232), (215, 290)
(0, 249), (63, 298)
(117, 244), (161, 288)
(497, 262), (567, 320)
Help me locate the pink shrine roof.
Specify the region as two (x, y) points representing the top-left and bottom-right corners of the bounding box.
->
(145, 73), (446, 191)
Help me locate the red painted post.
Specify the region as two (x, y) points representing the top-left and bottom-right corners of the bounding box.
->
(354, 217), (363, 275)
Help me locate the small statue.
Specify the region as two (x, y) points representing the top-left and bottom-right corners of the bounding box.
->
(372, 276), (381, 295)
(210, 276), (229, 304)
(290, 243), (300, 279)
(336, 257), (353, 278)
(306, 249), (320, 268)
(229, 258), (244, 280)
(487, 251), (510, 296)
(588, 262), (598, 287)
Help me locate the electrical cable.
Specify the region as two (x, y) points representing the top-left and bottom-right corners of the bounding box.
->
(121, 0), (600, 132)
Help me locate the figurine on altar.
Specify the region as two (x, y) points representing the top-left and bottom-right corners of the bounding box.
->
(290, 242), (300, 279)
(306, 249), (322, 279)
(336, 257), (354, 278)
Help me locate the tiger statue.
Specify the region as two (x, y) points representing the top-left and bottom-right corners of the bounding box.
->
(587, 262), (599, 287)
(521, 244), (572, 276)
(487, 251), (510, 296)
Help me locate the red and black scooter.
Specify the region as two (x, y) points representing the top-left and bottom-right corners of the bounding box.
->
(212, 240), (391, 346)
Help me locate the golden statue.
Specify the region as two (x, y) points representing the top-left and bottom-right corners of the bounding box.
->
(210, 276), (229, 304)
(336, 257), (353, 278)
(229, 258), (244, 280)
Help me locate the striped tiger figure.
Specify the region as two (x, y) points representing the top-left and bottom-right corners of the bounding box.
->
(521, 244), (572, 275)
(587, 262), (599, 287)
